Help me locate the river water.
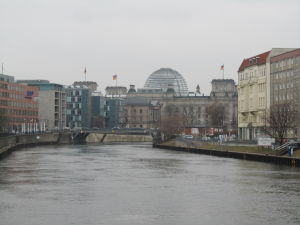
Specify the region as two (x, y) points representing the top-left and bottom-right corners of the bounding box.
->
(0, 144), (299, 225)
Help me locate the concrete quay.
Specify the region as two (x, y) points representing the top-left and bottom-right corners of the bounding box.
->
(154, 143), (300, 167)
(0, 132), (153, 159)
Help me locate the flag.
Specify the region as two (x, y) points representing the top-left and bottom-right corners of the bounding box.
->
(220, 65), (224, 70)
(113, 74), (117, 80)
(84, 67), (87, 74)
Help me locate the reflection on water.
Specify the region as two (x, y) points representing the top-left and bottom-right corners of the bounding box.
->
(0, 144), (299, 225)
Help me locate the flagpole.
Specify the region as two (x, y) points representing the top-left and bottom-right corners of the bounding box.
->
(223, 67), (224, 79)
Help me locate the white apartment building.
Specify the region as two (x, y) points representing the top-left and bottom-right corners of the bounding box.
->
(237, 48), (296, 140)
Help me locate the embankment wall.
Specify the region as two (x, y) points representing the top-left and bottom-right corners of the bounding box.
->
(154, 144), (300, 167)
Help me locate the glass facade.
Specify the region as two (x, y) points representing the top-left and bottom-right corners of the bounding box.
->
(144, 68), (189, 95)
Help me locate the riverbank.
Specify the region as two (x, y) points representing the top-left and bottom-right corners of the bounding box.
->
(154, 141), (300, 167)
(0, 132), (153, 160)
(0, 133), (72, 159)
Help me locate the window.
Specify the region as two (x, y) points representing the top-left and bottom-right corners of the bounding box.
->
(140, 109), (143, 114)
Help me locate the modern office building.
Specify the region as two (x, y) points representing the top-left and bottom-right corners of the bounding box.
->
(17, 80), (66, 131)
(65, 85), (92, 129)
(91, 92), (106, 128)
(1, 74), (39, 133)
(104, 97), (125, 128)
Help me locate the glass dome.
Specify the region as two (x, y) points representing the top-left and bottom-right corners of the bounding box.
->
(144, 68), (189, 95)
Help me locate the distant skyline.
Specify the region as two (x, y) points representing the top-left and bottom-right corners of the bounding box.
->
(1, 0), (300, 94)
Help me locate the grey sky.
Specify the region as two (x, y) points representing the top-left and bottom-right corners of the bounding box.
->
(1, 0), (300, 94)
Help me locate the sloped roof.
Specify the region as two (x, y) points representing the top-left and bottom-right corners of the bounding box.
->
(238, 51), (270, 72)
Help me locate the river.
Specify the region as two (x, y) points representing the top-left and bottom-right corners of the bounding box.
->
(0, 144), (299, 225)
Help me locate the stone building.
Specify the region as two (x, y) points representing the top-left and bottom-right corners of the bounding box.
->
(237, 48), (296, 140)
(124, 96), (161, 129)
(125, 68), (238, 135)
(159, 79), (237, 133)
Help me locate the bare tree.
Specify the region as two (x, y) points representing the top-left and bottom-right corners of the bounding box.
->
(159, 104), (184, 139)
(182, 105), (195, 127)
(263, 101), (297, 145)
(207, 103), (226, 129)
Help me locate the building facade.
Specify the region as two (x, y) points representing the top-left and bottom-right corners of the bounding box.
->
(270, 48), (300, 137)
(91, 93), (106, 128)
(124, 96), (161, 129)
(126, 78), (238, 135)
(1, 74), (39, 133)
(65, 85), (92, 129)
(17, 80), (66, 131)
(237, 48), (297, 140)
(237, 51), (270, 140)
(104, 97), (125, 128)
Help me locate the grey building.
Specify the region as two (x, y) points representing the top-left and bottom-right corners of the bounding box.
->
(124, 96), (161, 129)
(104, 97), (125, 128)
(65, 85), (92, 129)
(270, 48), (300, 137)
(91, 93), (106, 128)
(127, 69), (238, 135)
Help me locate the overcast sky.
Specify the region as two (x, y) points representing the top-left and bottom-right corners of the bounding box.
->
(1, 0), (300, 94)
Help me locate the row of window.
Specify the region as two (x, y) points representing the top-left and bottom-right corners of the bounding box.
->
(66, 115), (82, 121)
(67, 90), (83, 97)
(1, 108), (38, 116)
(0, 91), (26, 99)
(67, 103), (82, 109)
(273, 71), (294, 79)
(239, 114), (264, 124)
(0, 83), (26, 92)
(239, 67), (266, 81)
(66, 109), (82, 115)
(66, 97), (82, 102)
(1, 99), (37, 108)
(239, 98), (265, 110)
(274, 83), (294, 90)
(239, 83), (265, 95)
(274, 58), (294, 68)
(6, 117), (37, 123)
(275, 94), (294, 102)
